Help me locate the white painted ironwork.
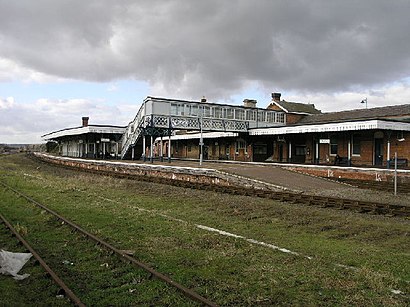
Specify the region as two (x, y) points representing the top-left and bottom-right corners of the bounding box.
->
(120, 96), (285, 159)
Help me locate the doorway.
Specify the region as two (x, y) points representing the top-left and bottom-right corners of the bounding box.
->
(374, 138), (383, 166)
(278, 144), (284, 162)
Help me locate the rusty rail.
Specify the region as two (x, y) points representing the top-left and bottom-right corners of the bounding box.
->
(0, 213), (85, 307)
(0, 181), (218, 307)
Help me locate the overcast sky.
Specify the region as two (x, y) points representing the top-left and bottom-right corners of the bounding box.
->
(1, 0), (410, 143)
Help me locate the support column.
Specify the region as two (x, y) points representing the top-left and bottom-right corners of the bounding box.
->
(387, 139), (391, 169)
(160, 136), (163, 162)
(94, 143), (96, 158)
(168, 135), (171, 163)
(131, 145), (135, 160)
(315, 140), (319, 164)
(150, 135), (154, 163)
(102, 142), (105, 159)
(288, 141), (292, 163)
(142, 135), (146, 162)
(347, 135), (351, 166)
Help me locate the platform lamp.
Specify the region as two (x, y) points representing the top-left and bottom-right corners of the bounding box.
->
(394, 136), (405, 196)
(199, 96), (206, 166)
(360, 98), (368, 109)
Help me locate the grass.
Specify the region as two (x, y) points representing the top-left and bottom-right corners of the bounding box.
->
(0, 153), (409, 306)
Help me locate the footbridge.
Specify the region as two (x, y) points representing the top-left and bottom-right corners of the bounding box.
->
(120, 96), (286, 160)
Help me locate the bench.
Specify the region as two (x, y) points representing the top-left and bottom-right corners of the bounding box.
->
(334, 155), (349, 166)
(395, 158), (408, 168)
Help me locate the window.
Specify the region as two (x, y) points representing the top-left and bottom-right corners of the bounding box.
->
(295, 146), (306, 156)
(352, 134), (361, 155)
(276, 113), (285, 123)
(246, 110), (256, 121)
(203, 106), (211, 117)
(214, 107), (222, 118)
(235, 109), (245, 120)
(226, 109), (234, 119)
(185, 105), (198, 117)
(253, 144), (267, 155)
(330, 136), (338, 155)
(266, 112), (275, 123)
(171, 103), (184, 115)
(88, 143), (94, 153)
(235, 139), (247, 154)
(257, 111), (265, 122)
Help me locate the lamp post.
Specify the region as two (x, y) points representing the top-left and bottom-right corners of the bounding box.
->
(199, 96), (206, 166)
(360, 98), (368, 109)
(199, 107), (204, 166)
(394, 137), (405, 196)
(394, 151), (398, 196)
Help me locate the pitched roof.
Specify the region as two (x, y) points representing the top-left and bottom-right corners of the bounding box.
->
(271, 100), (322, 115)
(299, 104), (410, 125)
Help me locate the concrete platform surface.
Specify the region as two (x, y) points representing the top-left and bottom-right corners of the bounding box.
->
(134, 159), (410, 206)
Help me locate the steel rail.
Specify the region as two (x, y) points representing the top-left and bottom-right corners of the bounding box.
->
(0, 181), (218, 307)
(0, 213), (85, 307)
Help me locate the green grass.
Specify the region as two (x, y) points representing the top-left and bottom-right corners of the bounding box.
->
(0, 153), (409, 306)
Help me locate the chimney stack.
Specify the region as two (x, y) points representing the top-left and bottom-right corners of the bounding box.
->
(272, 92), (281, 102)
(200, 96), (207, 103)
(82, 117), (89, 127)
(243, 99), (257, 108)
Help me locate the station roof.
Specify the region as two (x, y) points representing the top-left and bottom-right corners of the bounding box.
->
(271, 100), (322, 115)
(299, 104), (410, 125)
(42, 125), (126, 141)
(250, 119), (410, 136)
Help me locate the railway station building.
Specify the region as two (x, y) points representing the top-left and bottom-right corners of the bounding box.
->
(42, 93), (410, 168)
(42, 117), (126, 158)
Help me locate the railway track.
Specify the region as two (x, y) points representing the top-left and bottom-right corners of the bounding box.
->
(30, 155), (410, 218)
(0, 213), (85, 307)
(335, 178), (410, 194)
(0, 180), (218, 306)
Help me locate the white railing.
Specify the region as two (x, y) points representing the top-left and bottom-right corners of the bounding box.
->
(120, 97), (286, 159)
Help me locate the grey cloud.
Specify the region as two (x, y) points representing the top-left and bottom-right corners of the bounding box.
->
(0, 0), (410, 99)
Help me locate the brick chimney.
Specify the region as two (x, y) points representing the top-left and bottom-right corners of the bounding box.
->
(243, 99), (257, 108)
(272, 92), (281, 102)
(82, 117), (89, 127)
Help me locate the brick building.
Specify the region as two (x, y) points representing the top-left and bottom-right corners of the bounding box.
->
(43, 93), (410, 168)
(167, 93), (410, 168)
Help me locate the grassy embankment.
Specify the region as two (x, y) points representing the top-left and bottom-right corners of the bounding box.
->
(0, 154), (409, 306)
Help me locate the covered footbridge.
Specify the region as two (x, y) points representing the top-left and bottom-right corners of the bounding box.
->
(121, 96), (286, 160)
